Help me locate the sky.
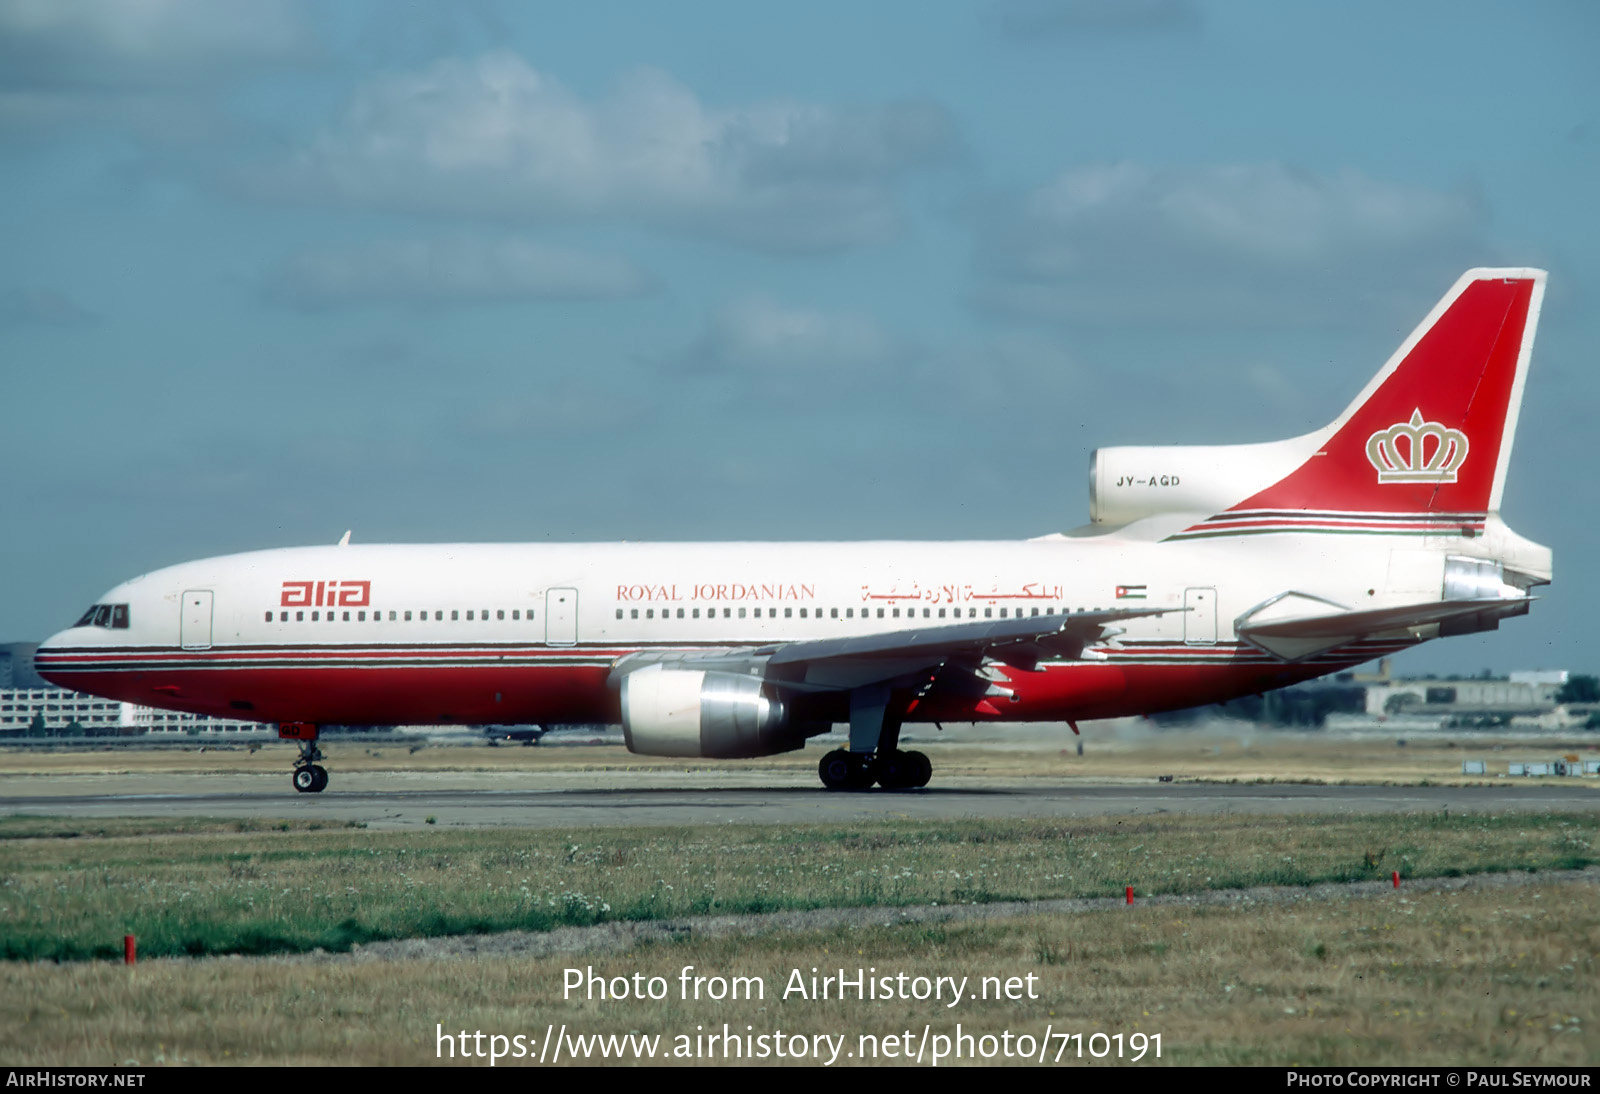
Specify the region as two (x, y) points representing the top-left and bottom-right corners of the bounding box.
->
(1, 0), (1596, 676)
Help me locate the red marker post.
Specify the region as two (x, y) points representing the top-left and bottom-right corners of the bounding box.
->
(1392, 871), (1400, 889)
(124, 934), (136, 965)
(1125, 886), (1134, 905)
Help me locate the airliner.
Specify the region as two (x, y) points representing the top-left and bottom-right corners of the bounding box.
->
(36, 269), (1552, 794)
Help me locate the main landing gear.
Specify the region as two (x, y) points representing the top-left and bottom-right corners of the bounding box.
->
(818, 748), (932, 791)
(816, 684), (933, 791)
(279, 722), (328, 794)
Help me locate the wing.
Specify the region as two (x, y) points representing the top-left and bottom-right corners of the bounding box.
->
(608, 606), (1179, 693)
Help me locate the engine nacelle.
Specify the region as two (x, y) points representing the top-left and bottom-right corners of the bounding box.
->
(619, 666), (818, 759)
(1088, 437), (1313, 525)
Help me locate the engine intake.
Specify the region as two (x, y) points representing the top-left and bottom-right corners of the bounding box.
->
(620, 666), (819, 758)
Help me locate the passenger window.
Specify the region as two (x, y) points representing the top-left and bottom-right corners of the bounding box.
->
(616, 609), (623, 620)
(1031, 607), (1039, 617)
(343, 611), (350, 622)
(692, 608), (700, 619)
(404, 611), (412, 621)
(466, 611), (474, 621)
(297, 611), (304, 622)
(938, 608), (946, 618)
(389, 611), (396, 621)
(312, 611), (319, 621)
(784, 608), (792, 619)
(892, 608), (900, 618)
(723, 608), (731, 618)
(512, 610), (520, 620)
(985, 608), (993, 618)
(480, 609), (487, 620)
(923, 608), (930, 618)
(877, 608), (885, 619)
(647, 609), (654, 619)
(358, 611), (366, 621)
(799, 608), (807, 619)
(677, 608), (684, 619)
(831, 608), (838, 619)
(280, 611), (288, 622)
(846, 608), (854, 618)
(738, 608), (746, 619)
(1000, 608), (1007, 618)
(264, 612), (272, 623)
(970, 608), (977, 618)
(631, 609), (639, 620)
(497, 610), (505, 620)
(451, 611), (458, 621)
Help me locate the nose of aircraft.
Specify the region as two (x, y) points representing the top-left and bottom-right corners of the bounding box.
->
(34, 627), (82, 687)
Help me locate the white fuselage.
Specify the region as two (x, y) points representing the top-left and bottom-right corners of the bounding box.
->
(37, 513), (1541, 731)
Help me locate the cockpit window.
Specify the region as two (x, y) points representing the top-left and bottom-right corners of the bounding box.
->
(75, 603), (130, 630)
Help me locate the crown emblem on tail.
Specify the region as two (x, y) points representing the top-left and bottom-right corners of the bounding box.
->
(1366, 409), (1469, 483)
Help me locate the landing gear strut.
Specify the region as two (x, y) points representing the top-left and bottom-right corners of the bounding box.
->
(279, 722), (328, 794)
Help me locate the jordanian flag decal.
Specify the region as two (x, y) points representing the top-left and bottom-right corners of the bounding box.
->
(1115, 585), (1148, 600)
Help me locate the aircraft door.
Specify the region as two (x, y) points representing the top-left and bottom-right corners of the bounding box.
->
(1184, 587), (1216, 645)
(181, 590), (214, 650)
(546, 588), (578, 646)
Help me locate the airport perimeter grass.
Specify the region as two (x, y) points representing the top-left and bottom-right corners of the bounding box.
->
(1, 812), (1594, 962)
(3, 881), (1595, 1066)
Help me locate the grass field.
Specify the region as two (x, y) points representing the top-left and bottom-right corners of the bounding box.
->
(1, 812), (1594, 962)
(2, 878), (1594, 1066)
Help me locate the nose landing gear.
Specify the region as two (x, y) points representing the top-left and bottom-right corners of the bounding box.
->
(279, 722), (328, 794)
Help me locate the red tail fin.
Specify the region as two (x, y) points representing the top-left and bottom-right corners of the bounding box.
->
(1232, 269), (1543, 518)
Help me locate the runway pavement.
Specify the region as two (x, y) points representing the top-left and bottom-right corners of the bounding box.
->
(2, 769), (1595, 828)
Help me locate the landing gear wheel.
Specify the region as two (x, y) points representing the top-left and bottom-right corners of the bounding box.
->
(292, 766), (318, 793)
(873, 750), (912, 790)
(818, 749), (874, 791)
(309, 765), (328, 793)
(905, 750), (932, 788)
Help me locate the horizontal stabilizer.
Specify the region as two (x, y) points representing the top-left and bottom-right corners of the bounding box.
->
(1239, 596), (1533, 662)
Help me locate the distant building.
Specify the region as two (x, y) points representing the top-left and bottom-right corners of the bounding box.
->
(0, 685), (272, 736)
(0, 643), (48, 689)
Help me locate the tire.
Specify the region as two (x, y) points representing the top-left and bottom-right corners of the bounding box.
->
(309, 765), (329, 793)
(906, 750), (932, 788)
(818, 750), (855, 790)
(292, 767), (317, 793)
(873, 750), (910, 790)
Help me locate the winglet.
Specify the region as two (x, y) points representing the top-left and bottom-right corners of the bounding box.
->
(337, 530), (351, 547)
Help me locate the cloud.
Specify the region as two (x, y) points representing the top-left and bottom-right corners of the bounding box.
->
(972, 162), (1492, 326)
(985, 0), (1200, 36)
(678, 296), (908, 376)
(262, 236), (656, 311)
(247, 52), (960, 252)
(0, 0), (311, 89)
(0, 0), (313, 139)
(0, 286), (97, 326)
